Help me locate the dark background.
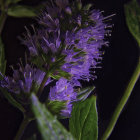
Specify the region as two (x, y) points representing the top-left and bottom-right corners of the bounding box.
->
(0, 0), (140, 139)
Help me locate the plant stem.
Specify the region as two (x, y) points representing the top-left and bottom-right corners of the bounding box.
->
(101, 56), (140, 140)
(0, 11), (7, 35)
(14, 115), (30, 140)
(37, 71), (50, 97)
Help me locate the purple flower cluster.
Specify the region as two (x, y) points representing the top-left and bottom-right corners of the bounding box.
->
(0, 0), (111, 117)
(62, 10), (111, 81)
(0, 64), (50, 94)
(49, 78), (77, 117)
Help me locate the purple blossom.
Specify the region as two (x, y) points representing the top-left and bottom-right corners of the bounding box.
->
(22, 29), (61, 57)
(21, 1), (111, 92)
(23, 5), (110, 83)
(45, 0), (70, 19)
(49, 78), (77, 117)
(38, 0), (70, 34)
(63, 10), (110, 81)
(38, 13), (60, 33)
(0, 64), (51, 94)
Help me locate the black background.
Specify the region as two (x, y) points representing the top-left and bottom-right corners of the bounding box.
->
(0, 0), (140, 140)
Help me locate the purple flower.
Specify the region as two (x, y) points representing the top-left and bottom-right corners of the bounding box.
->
(22, 28), (61, 57)
(49, 78), (77, 117)
(0, 64), (51, 94)
(38, 13), (60, 33)
(61, 48), (94, 81)
(22, 0), (111, 83)
(63, 10), (110, 81)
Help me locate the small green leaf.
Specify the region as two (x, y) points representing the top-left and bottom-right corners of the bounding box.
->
(0, 88), (25, 113)
(50, 55), (66, 70)
(124, 0), (140, 47)
(77, 1), (82, 10)
(83, 4), (92, 11)
(46, 100), (66, 116)
(77, 86), (95, 101)
(69, 96), (98, 140)
(31, 56), (44, 71)
(50, 69), (71, 80)
(31, 94), (75, 140)
(7, 5), (37, 18)
(0, 38), (6, 75)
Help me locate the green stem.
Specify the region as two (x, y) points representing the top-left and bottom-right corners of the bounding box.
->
(101, 56), (140, 140)
(0, 11), (7, 35)
(14, 115), (30, 140)
(37, 71), (49, 97)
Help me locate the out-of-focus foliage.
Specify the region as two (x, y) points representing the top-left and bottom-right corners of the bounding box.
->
(7, 5), (37, 18)
(124, 0), (140, 47)
(31, 94), (75, 140)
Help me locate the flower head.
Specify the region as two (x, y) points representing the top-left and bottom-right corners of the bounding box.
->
(19, 0), (112, 111)
(61, 11), (110, 81)
(23, 28), (61, 56)
(49, 78), (77, 117)
(22, 0), (112, 83)
(0, 64), (51, 94)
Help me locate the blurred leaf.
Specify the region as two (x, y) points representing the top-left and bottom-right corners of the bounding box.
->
(83, 4), (92, 11)
(0, 88), (25, 113)
(69, 96), (98, 140)
(124, 0), (140, 47)
(7, 5), (38, 18)
(0, 37), (6, 75)
(77, 0), (82, 10)
(31, 94), (75, 140)
(0, 0), (3, 7)
(77, 86), (95, 101)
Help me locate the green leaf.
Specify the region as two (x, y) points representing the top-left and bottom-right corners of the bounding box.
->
(0, 37), (6, 75)
(50, 69), (71, 80)
(7, 5), (37, 18)
(124, 0), (140, 47)
(46, 100), (66, 116)
(31, 94), (75, 140)
(0, 88), (25, 113)
(77, 86), (95, 101)
(69, 96), (98, 140)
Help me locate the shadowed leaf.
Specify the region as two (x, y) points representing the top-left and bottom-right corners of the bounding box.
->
(0, 88), (25, 113)
(124, 0), (140, 47)
(0, 37), (6, 75)
(8, 5), (38, 18)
